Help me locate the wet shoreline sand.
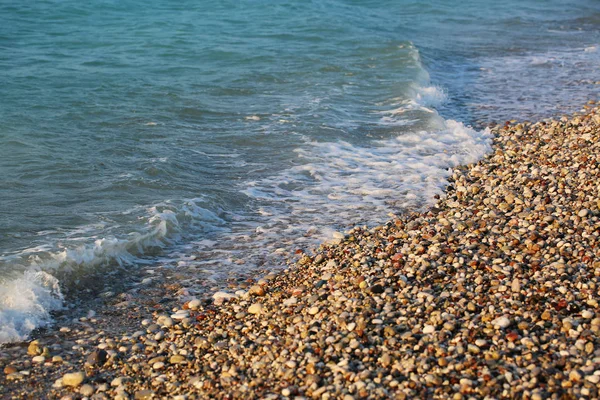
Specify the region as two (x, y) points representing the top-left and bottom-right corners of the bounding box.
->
(2, 102), (600, 399)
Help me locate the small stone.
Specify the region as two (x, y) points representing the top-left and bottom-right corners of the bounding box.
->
(32, 355), (46, 363)
(62, 371), (85, 387)
(135, 390), (155, 400)
(541, 310), (552, 320)
(27, 340), (40, 356)
(249, 285), (265, 296)
(4, 365), (17, 375)
(152, 361), (165, 370)
(248, 303), (263, 315)
(308, 307), (319, 315)
(582, 310), (595, 319)
(188, 299), (201, 310)
(41, 347), (51, 358)
(80, 384), (95, 396)
(423, 325), (435, 334)
(492, 316), (511, 329)
(369, 284), (385, 294)
(170, 355), (186, 364)
(213, 291), (235, 305)
(86, 349), (109, 367)
(569, 370), (582, 382)
(511, 279), (520, 293)
(314, 280), (327, 289)
(459, 378), (473, 386)
(380, 353), (391, 367)
(283, 297), (297, 306)
(586, 374), (600, 384)
(6, 373), (23, 381)
(111, 376), (129, 387)
(171, 311), (189, 320)
(578, 209), (589, 218)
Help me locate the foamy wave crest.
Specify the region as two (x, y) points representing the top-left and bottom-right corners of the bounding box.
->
(0, 199), (225, 343)
(377, 45), (447, 126)
(243, 119), (492, 246)
(6, 199), (224, 275)
(380, 85), (447, 116)
(0, 271), (64, 343)
(24, 208), (180, 274)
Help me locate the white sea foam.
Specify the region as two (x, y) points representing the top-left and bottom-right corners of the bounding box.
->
(0, 199), (225, 344)
(377, 81), (447, 130)
(0, 271), (63, 343)
(175, 116), (492, 290)
(243, 118), (491, 229)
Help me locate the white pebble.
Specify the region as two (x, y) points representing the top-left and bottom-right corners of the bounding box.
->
(586, 374), (600, 384)
(582, 310), (595, 319)
(152, 362), (165, 370)
(492, 316), (511, 329)
(423, 325), (435, 334)
(188, 299), (201, 310)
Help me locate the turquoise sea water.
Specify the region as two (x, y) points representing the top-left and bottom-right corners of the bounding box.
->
(1, 0), (599, 342)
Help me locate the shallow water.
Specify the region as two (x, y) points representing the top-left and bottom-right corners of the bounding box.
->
(1, 0), (599, 343)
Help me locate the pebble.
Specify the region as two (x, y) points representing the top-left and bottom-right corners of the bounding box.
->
(135, 390), (155, 399)
(188, 298), (201, 310)
(111, 377), (128, 387)
(152, 362), (164, 370)
(586, 375), (600, 384)
(27, 340), (40, 356)
(369, 284), (385, 294)
(4, 365), (17, 375)
(492, 316), (511, 329)
(169, 355), (186, 364)
(62, 371), (85, 387)
(213, 291), (235, 305)
(86, 349), (108, 367)
(249, 285), (266, 296)
(423, 325), (435, 334)
(79, 384), (95, 396)
(582, 310), (595, 319)
(511, 279), (520, 293)
(248, 303), (263, 315)
(171, 310), (189, 320)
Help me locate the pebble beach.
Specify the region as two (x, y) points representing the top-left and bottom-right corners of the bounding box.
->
(2, 102), (600, 399)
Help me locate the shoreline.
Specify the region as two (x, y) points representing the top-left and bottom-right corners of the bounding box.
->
(2, 102), (600, 399)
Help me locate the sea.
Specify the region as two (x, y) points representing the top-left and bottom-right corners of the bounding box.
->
(1, 0), (599, 343)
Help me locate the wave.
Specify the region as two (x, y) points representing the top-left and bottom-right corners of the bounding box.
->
(0, 271), (63, 343)
(0, 199), (225, 344)
(0, 44), (493, 344)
